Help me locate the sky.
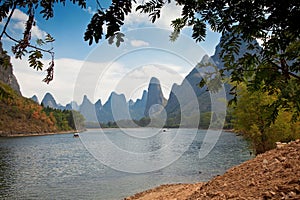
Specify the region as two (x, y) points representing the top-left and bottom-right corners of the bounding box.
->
(1, 1), (221, 105)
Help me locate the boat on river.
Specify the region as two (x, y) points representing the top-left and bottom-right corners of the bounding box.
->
(73, 132), (79, 138)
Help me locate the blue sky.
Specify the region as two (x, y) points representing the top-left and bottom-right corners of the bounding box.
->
(1, 1), (221, 105)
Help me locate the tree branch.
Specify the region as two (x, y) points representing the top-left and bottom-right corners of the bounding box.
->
(4, 32), (54, 55)
(0, 3), (17, 40)
(95, 0), (104, 10)
(270, 60), (300, 80)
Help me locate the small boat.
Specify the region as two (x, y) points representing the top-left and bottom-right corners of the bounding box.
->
(73, 132), (79, 138)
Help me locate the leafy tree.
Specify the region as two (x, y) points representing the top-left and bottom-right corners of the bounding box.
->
(43, 107), (85, 131)
(68, 110), (85, 130)
(232, 83), (300, 154)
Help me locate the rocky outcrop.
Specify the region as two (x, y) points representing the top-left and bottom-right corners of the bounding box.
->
(0, 42), (21, 95)
(144, 77), (166, 117)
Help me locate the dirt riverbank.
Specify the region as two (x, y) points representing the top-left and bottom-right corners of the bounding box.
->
(125, 139), (300, 200)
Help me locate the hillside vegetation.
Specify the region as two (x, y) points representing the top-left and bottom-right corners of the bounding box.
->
(0, 81), (83, 136)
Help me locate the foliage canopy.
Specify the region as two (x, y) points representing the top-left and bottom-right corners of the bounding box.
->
(0, 0), (299, 123)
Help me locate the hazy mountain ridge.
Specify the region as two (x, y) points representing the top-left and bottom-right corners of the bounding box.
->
(39, 78), (164, 124)
(38, 35), (260, 126)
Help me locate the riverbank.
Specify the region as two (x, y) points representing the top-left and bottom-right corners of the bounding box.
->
(0, 129), (85, 137)
(125, 139), (300, 199)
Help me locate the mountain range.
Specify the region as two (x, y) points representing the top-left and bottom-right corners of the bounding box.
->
(37, 58), (222, 125)
(37, 77), (164, 124)
(36, 35), (260, 127)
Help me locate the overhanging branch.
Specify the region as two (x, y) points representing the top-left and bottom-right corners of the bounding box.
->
(4, 32), (54, 55)
(0, 3), (17, 40)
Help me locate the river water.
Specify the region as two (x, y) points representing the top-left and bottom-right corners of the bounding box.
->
(0, 128), (251, 199)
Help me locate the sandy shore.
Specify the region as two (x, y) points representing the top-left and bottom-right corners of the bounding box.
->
(125, 139), (300, 200)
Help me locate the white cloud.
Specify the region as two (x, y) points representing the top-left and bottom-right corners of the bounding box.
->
(12, 56), (131, 105)
(8, 9), (46, 39)
(256, 38), (264, 46)
(130, 39), (149, 47)
(124, 7), (150, 29)
(12, 52), (191, 105)
(12, 57), (83, 105)
(154, 2), (182, 29)
(111, 64), (187, 100)
(11, 9), (28, 21)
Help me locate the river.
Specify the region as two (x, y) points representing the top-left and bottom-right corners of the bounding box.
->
(0, 128), (251, 199)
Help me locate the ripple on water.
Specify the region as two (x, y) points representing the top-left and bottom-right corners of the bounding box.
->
(0, 129), (251, 199)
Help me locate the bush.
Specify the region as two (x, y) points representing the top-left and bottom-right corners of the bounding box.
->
(232, 84), (300, 154)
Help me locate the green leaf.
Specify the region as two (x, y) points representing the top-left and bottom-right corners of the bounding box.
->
(36, 39), (45, 46)
(28, 50), (44, 71)
(192, 19), (206, 42)
(45, 33), (55, 43)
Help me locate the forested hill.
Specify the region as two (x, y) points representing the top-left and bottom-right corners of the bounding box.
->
(0, 81), (83, 137)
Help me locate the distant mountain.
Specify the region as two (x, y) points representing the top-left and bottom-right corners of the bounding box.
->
(0, 42), (21, 95)
(40, 91), (145, 124)
(79, 95), (98, 122)
(34, 34), (260, 128)
(41, 92), (58, 108)
(164, 34), (260, 127)
(65, 101), (79, 111)
(98, 92), (129, 123)
(31, 95), (39, 104)
(77, 90), (148, 124)
(94, 99), (103, 122)
(129, 90), (148, 120)
(165, 55), (211, 119)
(144, 77), (166, 117)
